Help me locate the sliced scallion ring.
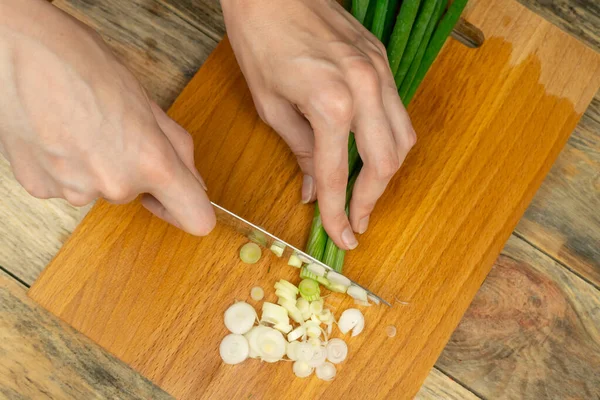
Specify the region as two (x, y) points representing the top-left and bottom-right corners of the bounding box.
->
(239, 242), (262, 264)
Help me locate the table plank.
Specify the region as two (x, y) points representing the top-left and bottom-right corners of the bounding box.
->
(516, 96), (600, 287)
(0, 271), (172, 399)
(53, 0), (218, 109)
(0, 158), (91, 286)
(415, 368), (482, 400)
(436, 234), (600, 399)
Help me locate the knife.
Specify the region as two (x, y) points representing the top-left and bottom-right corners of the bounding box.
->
(212, 202), (390, 306)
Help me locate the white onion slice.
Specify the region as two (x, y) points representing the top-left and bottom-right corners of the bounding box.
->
(244, 326), (264, 358)
(275, 280), (299, 295)
(220, 334), (249, 365)
(309, 299), (324, 315)
(316, 362), (336, 381)
(307, 346), (328, 367)
(347, 285), (368, 302)
(338, 308), (365, 337)
(240, 243), (261, 264)
(261, 302), (289, 326)
(296, 297), (309, 313)
(273, 323), (293, 334)
(270, 241), (285, 257)
(224, 301), (256, 334)
(386, 325), (397, 338)
(250, 286), (264, 301)
(318, 309), (333, 324)
(326, 338), (348, 364)
(275, 288), (297, 302)
(307, 337), (322, 349)
(326, 271), (352, 287)
(354, 299), (372, 307)
(307, 263), (326, 277)
(287, 341), (300, 361)
(296, 342), (315, 362)
(305, 321), (321, 338)
(287, 326), (305, 342)
(256, 327), (287, 362)
(288, 254), (303, 268)
(367, 294), (381, 305)
(293, 361), (314, 378)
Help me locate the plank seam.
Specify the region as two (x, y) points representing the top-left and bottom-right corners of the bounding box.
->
(512, 231), (600, 292)
(433, 366), (487, 400)
(0, 265), (30, 288)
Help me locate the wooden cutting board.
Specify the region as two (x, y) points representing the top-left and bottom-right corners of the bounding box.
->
(29, 0), (600, 398)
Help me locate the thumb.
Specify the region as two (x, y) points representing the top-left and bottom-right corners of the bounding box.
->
(256, 97), (317, 203)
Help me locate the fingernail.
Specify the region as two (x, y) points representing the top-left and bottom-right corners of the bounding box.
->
(358, 216), (370, 234)
(342, 227), (358, 250)
(301, 175), (314, 204)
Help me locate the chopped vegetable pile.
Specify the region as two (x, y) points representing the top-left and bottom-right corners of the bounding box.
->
(219, 280), (365, 380)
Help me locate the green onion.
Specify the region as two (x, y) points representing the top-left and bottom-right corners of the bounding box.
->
(240, 242), (262, 264)
(403, 0), (468, 103)
(394, 0), (440, 88)
(305, 204), (327, 260)
(299, 279), (321, 302)
(351, 0), (371, 25)
(300, 267), (319, 281)
(371, 0), (400, 44)
(398, 0), (446, 99)
(387, 0), (422, 76)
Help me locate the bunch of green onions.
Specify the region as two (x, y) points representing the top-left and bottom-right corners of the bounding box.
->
(305, 0), (468, 272)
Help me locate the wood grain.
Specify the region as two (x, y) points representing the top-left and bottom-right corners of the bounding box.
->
(0, 271), (172, 399)
(516, 96), (600, 287)
(415, 368), (482, 400)
(53, 0), (218, 109)
(519, 0), (599, 53)
(0, 157), (91, 286)
(28, 0), (600, 398)
(437, 234), (600, 399)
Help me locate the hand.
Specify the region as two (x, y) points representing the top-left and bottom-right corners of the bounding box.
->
(0, 0), (215, 236)
(222, 0), (416, 249)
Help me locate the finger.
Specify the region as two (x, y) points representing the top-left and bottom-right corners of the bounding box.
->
(302, 81), (357, 250)
(144, 138), (215, 236)
(347, 59), (399, 234)
(141, 193), (182, 229)
(254, 95), (317, 203)
(149, 101), (208, 191)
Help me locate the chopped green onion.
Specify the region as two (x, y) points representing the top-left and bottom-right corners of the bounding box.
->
(287, 326), (306, 342)
(269, 241), (285, 257)
(219, 333), (249, 365)
(224, 302), (257, 335)
(239, 242), (261, 264)
(300, 267), (318, 281)
(287, 254), (303, 268)
(316, 275), (331, 287)
(326, 339), (348, 364)
(307, 263), (326, 277)
(250, 286), (264, 301)
(299, 279), (321, 302)
(275, 280), (299, 295)
(293, 361), (314, 378)
(347, 285), (368, 302)
(309, 300), (324, 315)
(316, 362), (337, 381)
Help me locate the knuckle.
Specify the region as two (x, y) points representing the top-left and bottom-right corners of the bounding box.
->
(403, 126), (418, 149)
(254, 99), (277, 127)
(348, 58), (379, 91)
(63, 190), (94, 207)
(373, 153), (400, 180)
(313, 84), (353, 125)
(102, 180), (132, 202)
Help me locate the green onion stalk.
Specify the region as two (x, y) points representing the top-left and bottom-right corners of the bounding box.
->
(305, 0), (468, 272)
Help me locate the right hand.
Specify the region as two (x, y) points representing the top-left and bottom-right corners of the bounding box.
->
(0, 0), (215, 236)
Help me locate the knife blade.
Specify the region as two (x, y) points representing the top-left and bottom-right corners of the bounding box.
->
(211, 202), (390, 306)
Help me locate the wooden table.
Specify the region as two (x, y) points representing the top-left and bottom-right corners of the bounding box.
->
(0, 0), (598, 398)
